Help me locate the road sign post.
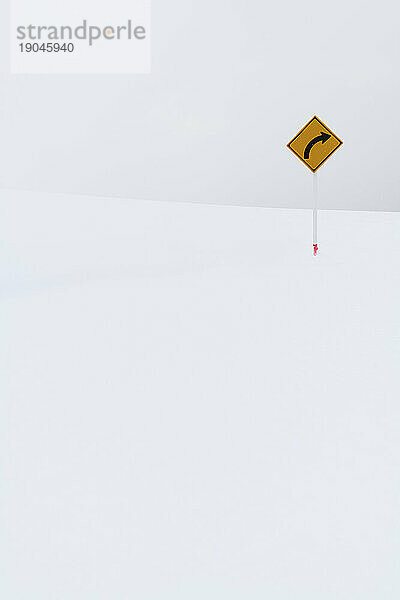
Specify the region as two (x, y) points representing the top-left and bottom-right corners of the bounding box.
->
(313, 173), (318, 256)
(287, 115), (342, 255)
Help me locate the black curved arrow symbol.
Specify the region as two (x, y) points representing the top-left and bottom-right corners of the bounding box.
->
(304, 132), (331, 159)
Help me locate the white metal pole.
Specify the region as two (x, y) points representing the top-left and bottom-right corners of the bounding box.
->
(313, 173), (318, 256)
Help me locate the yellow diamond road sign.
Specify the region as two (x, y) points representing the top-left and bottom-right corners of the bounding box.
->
(287, 116), (342, 172)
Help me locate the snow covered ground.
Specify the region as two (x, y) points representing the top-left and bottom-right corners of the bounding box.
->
(1, 190), (399, 599)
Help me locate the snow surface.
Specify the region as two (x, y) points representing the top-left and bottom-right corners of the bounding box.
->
(1, 190), (399, 599)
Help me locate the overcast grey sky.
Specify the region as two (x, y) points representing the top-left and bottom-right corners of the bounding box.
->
(1, 0), (399, 211)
